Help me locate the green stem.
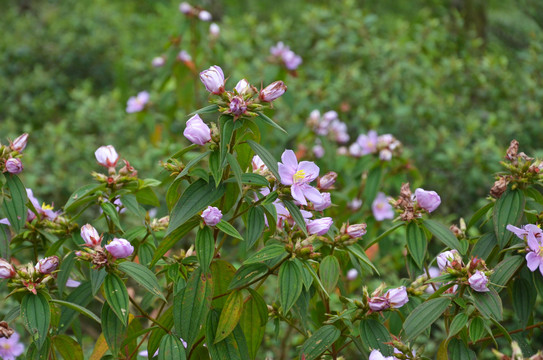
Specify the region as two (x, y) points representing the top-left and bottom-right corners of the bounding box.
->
(129, 295), (170, 333)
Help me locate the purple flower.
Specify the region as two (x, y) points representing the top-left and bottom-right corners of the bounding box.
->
(351, 131), (378, 157)
(281, 49), (302, 70)
(507, 224), (543, 241)
(369, 349), (394, 360)
(414, 188), (441, 213)
(437, 250), (460, 271)
(0, 331), (25, 360)
(177, 50), (192, 62)
(126, 91), (150, 113)
(270, 42), (288, 57)
(201, 206), (222, 226)
(5, 158), (22, 174)
(200, 65), (225, 94)
(198, 10), (212, 21)
(209, 23), (220, 38)
(369, 286), (408, 311)
(468, 270), (490, 292)
(260, 81), (287, 102)
(368, 296), (389, 312)
(234, 79), (251, 96)
(66, 278), (81, 288)
(312, 144), (325, 159)
(10, 133), (28, 152)
(35, 256), (59, 274)
(179, 2), (192, 14)
(273, 200), (312, 228)
(346, 268), (358, 280)
(313, 192), (331, 212)
(183, 115), (211, 145)
(346, 223), (367, 238)
(329, 120), (349, 144)
(81, 224), (101, 247)
(347, 198), (362, 211)
(0, 258), (16, 279)
(26, 188), (59, 221)
(105, 238), (134, 259)
(307, 217), (333, 235)
(95, 145), (119, 168)
(229, 96), (247, 117)
(318, 172), (337, 190)
(151, 56), (165, 67)
(524, 228), (543, 275)
(379, 149), (392, 161)
(251, 155), (267, 173)
(278, 150), (322, 206)
(372, 193), (394, 221)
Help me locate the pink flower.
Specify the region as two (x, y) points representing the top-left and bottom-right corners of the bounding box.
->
(346, 223), (367, 238)
(81, 224), (101, 247)
(234, 79), (251, 96)
(347, 198), (362, 211)
(126, 91), (150, 113)
(350, 131), (378, 157)
(281, 49), (302, 70)
(368, 296), (389, 312)
(507, 224), (543, 242)
(10, 133), (29, 152)
(278, 150), (322, 206)
(177, 50), (192, 62)
(209, 23), (220, 38)
(200, 65), (225, 94)
(105, 238), (134, 259)
(5, 158), (23, 174)
(524, 227), (543, 275)
(414, 188), (441, 213)
(151, 56), (165, 67)
(313, 192), (331, 212)
(312, 144), (325, 159)
(270, 42), (288, 57)
(369, 349), (394, 360)
(0, 331), (25, 360)
(369, 286), (409, 311)
(35, 256), (60, 274)
(307, 217), (333, 235)
(0, 258), (16, 279)
(346, 268), (358, 280)
(201, 206), (222, 226)
(229, 96), (247, 117)
(179, 2), (192, 14)
(95, 145), (119, 168)
(251, 155), (267, 173)
(318, 172), (337, 190)
(183, 115), (211, 145)
(66, 278), (81, 288)
(468, 270), (490, 292)
(436, 250), (460, 271)
(198, 10), (212, 21)
(260, 81), (287, 102)
(372, 193), (394, 221)
(26, 188), (59, 220)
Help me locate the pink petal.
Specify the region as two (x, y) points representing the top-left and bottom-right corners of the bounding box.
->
(526, 252), (541, 272)
(298, 161), (320, 181)
(506, 224), (526, 239)
(278, 163), (294, 185)
(291, 184), (307, 205)
(527, 232), (541, 252)
(302, 185), (323, 205)
(281, 150), (298, 170)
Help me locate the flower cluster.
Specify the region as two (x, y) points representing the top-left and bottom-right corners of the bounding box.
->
(0, 133), (28, 175)
(349, 131), (402, 161)
(434, 249), (492, 292)
(306, 110), (349, 145)
(0, 256), (59, 294)
(507, 223), (543, 276)
(179, 2), (212, 21)
(92, 145), (138, 187)
(77, 224), (134, 268)
(393, 183), (441, 221)
(368, 286), (409, 312)
(0, 331), (24, 360)
(270, 41), (302, 71)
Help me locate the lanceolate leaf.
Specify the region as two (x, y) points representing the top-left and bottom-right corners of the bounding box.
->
(158, 334), (187, 360)
(0, 224), (11, 259)
(490, 255), (524, 291)
(243, 244), (286, 265)
(103, 273), (130, 325)
(359, 319), (393, 356)
(470, 288), (503, 321)
(299, 325), (340, 360)
(319, 255), (340, 295)
(58, 281), (93, 333)
(255, 111), (287, 133)
(469, 317), (486, 342)
(21, 292), (50, 349)
(196, 226), (215, 273)
(246, 206), (265, 249)
(512, 277), (536, 328)
(2, 174), (27, 233)
(216, 220), (244, 240)
(211, 260), (237, 309)
(152, 219), (199, 266)
(206, 309), (250, 360)
(100, 202), (123, 231)
(56, 252), (76, 296)
(228, 263), (269, 290)
(447, 313), (468, 338)
(51, 299), (101, 324)
(279, 259), (304, 313)
(52, 335), (84, 360)
(101, 302), (126, 355)
(471, 233), (497, 261)
(283, 200), (309, 236)
(362, 164), (382, 207)
(493, 188), (525, 248)
(240, 291), (267, 360)
(406, 222), (427, 269)
(148, 306), (174, 358)
(215, 290), (244, 343)
(422, 219), (462, 253)
(403, 298), (451, 340)
(347, 243), (379, 275)
(246, 140), (280, 180)
(118, 262), (166, 301)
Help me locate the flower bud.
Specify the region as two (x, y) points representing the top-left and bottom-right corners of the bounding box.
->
(95, 145), (119, 168)
(11, 133), (29, 152)
(369, 349), (393, 360)
(259, 81), (287, 102)
(229, 96), (247, 117)
(81, 224), (101, 247)
(347, 198), (362, 211)
(251, 155), (267, 173)
(151, 56), (165, 67)
(35, 256), (59, 274)
(234, 79), (251, 96)
(177, 50), (192, 63)
(183, 115), (211, 145)
(179, 2), (192, 14)
(312, 144), (324, 159)
(468, 270), (490, 292)
(368, 296), (389, 312)
(198, 10), (212, 21)
(318, 172), (337, 190)
(436, 250), (460, 271)
(201, 206), (222, 226)
(414, 188), (441, 213)
(209, 23), (220, 38)
(346, 268), (358, 280)
(105, 238), (134, 259)
(313, 193), (331, 212)
(126, 91), (150, 113)
(199, 65), (224, 94)
(387, 286), (409, 308)
(346, 223), (367, 239)
(5, 158), (23, 174)
(0, 259), (16, 279)
(307, 217), (333, 235)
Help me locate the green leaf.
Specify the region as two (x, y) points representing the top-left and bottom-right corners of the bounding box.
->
(490, 255), (524, 292)
(240, 173), (269, 187)
(136, 186), (160, 207)
(226, 153), (243, 192)
(158, 334), (187, 360)
(151, 219), (199, 266)
(471, 233), (497, 261)
(91, 268), (107, 296)
(493, 188), (525, 248)
(211, 260), (236, 309)
(56, 252), (76, 296)
(101, 302), (126, 355)
(299, 325), (340, 360)
(120, 194), (145, 218)
(188, 104), (219, 116)
(244, 244), (286, 265)
(50, 299), (101, 324)
(196, 226), (215, 273)
(422, 219), (462, 253)
(470, 288), (503, 321)
(169, 144), (198, 160)
(246, 140), (280, 180)
(246, 207), (265, 249)
(118, 262), (166, 301)
(21, 292), (50, 349)
(302, 260), (330, 297)
(166, 178), (225, 237)
(216, 220), (244, 240)
(406, 222), (427, 269)
(240, 291), (267, 360)
(205, 309), (250, 360)
(103, 273), (129, 325)
(175, 268), (213, 349)
(512, 277), (537, 328)
(282, 200), (309, 236)
(228, 263), (268, 290)
(365, 223), (404, 249)
(220, 115), (235, 165)
(347, 243), (379, 275)
(0, 224), (11, 259)
(448, 338), (476, 360)
(64, 183), (106, 212)
(209, 150), (223, 188)
(403, 298), (451, 340)
(359, 319), (393, 356)
(448, 313), (468, 338)
(215, 290), (244, 343)
(363, 164), (382, 207)
(26, 337), (51, 360)
(52, 335), (83, 360)
(469, 317), (486, 342)
(2, 174), (27, 233)
(467, 202), (493, 230)
(255, 111), (287, 133)
(100, 202), (123, 231)
(175, 151), (212, 180)
(148, 306), (174, 358)
(279, 259), (303, 313)
(58, 281), (93, 333)
(319, 255), (340, 295)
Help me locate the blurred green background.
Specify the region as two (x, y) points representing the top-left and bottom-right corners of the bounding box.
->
(1, 0), (542, 216)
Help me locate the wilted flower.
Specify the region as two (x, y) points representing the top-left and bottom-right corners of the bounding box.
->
(10, 133), (28, 152)
(313, 192), (331, 212)
(201, 206), (222, 226)
(468, 270), (490, 292)
(372, 193), (394, 221)
(209, 23), (220, 38)
(126, 91), (150, 113)
(105, 238), (134, 259)
(278, 150), (322, 206)
(183, 115), (211, 145)
(437, 250), (460, 271)
(414, 188), (441, 213)
(198, 10), (212, 21)
(151, 56), (165, 67)
(35, 256), (60, 274)
(260, 81), (287, 102)
(0, 259), (15, 279)
(307, 217), (333, 235)
(346, 223), (367, 238)
(95, 145), (119, 168)
(369, 349), (394, 360)
(200, 65), (224, 94)
(81, 224), (101, 247)
(0, 331), (24, 359)
(368, 296), (389, 312)
(177, 50), (192, 62)
(346, 268), (358, 281)
(5, 158), (22, 174)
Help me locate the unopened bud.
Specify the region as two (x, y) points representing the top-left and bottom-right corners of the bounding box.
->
(259, 81), (287, 102)
(35, 256), (60, 274)
(11, 133), (29, 152)
(5, 158), (23, 174)
(318, 172), (337, 190)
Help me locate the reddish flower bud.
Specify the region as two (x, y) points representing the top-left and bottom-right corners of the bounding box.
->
(5, 158), (23, 174)
(259, 81), (287, 102)
(11, 133), (29, 152)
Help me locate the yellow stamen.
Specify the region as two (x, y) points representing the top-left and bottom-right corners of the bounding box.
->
(42, 203), (54, 210)
(293, 169), (306, 183)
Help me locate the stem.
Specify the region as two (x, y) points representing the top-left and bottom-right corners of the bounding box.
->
(127, 330), (151, 359)
(188, 335), (206, 358)
(129, 295), (170, 333)
(470, 321), (543, 345)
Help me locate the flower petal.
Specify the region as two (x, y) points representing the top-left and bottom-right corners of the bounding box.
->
(280, 150), (298, 170)
(298, 161), (320, 182)
(291, 184), (306, 205)
(526, 252), (541, 272)
(278, 163), (295, 185)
